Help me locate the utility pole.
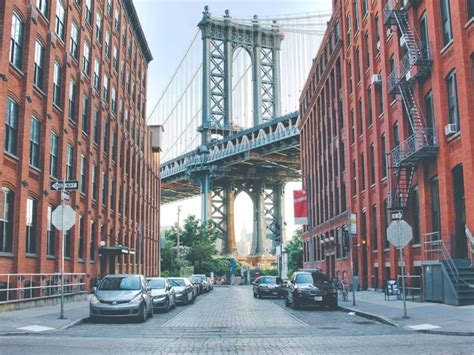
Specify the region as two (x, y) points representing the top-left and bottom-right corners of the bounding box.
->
(176, 206), (182, 260)
(60, 178), (65, 319)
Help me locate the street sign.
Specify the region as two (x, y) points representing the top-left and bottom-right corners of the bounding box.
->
(387, 220), (413, 248)
(61, 192), (70, 201)
(51, 205), (76, 231)
(50, 180), (79, 191)
(391, 210), (403, 221)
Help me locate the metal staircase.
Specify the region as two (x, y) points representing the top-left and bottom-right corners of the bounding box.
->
(384, 0), (436, 210)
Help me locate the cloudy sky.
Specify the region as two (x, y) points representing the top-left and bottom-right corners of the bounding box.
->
(133, 0), (332, 244)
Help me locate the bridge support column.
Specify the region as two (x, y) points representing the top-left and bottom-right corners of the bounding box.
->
(251, 183), (266, 255)
(273, 184), (286, 249)
(223, 184), (237, 255)
(200, 173), (212, 223)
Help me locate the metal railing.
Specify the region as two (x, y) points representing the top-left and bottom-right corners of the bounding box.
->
(0, 273), (87, 303)
(391, 128), (437, 167)
(397, 274), (422, 301)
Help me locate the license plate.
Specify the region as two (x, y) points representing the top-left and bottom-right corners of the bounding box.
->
(314, 296), (323, 301)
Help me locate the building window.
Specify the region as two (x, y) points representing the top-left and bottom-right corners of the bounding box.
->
(114, 8), (120, 31)
(0, 188), (14, 253)
(82, 96), (89, 134)
(107, 0), (112, 16)
(111, 128), (117, 162)
(92, 164), (98, 200)
(375, 14), (380, 54)
(360, 153), (366, 191)
(26, 198), (37, 254)
(90, 221), (96, 261)
(370, 144), (375, 185)
(83, 42), (91, 75)
(104, 120), (109, 155)
(101, 172), (107, 206)
(50, 132), (59, 178)
(64, 229), (71, 258)
(419, 12), (429, 55)
(383, 199), (389, 248)
(469, 0), (474, 20)
(93, 110), (100, 145)
(372, 204), (378, 250)
(78, 216), (84, 259)
(446, 70), (460, 130)
(80, 154), (87, 194)
(55, 0), (65, 40)
(440, 0), (453, 45)
(9, 12), (24, 69)
(96, 13), (102, 43)
(70, 23), (79, 59)
(34, 40), (45, 90)
(66, 144), (74, 180)
(430, 177), (441, 235)
(110, 180), (115, 211)
(364, 32), (370, 69)
(381, 134), (387, 178)
(353, 0), (359, 32)
(358, 98), (363, 135)
(103, 74), (109, 102)
(410, 186), (420, 244)
(29, 117), (41, 169)
(111, 87), (117, 113)
(105, 31), (111, 58)
(113, 46), (118, 71)
(68, 81), (77, 122)
(348, 61), (353, 93)
(355, 47), (360, 83)
(362, 0), (368, 18)
(393, 122), (400, 148)
(36, 0), (49, 18)
(93, 59), (100, 91)
(85, 0), (92, 25)
(53, 62), (62, 107)
(352, 160), (357, 195)
(368, 87), (373, 126)
(350, 110), (355, 143)
(47, 205), (55, 256)
(4, 97), (19, 156)
(346, 13), (351, 47)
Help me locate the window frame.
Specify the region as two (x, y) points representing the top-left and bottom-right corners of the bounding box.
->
(29, 116), (41, 169)
(9, 12), (24, 70)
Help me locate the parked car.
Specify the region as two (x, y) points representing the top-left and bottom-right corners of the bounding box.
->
(188, 277), (200, 299)
(89, 274), (153, 322)
(147, 277), (176, 312)
(190, 275), (205, 294)
(252, 276), (285, 298)
(206, 277), (214, 291)
(191, 274), (209, 293)
(285, 270), (338, 310)
(168, 277), (194, 305)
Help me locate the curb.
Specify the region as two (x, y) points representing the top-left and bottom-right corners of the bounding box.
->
(415, 329), (474, 337)
(338, 305), (399, 327)
(0, 316), (88, 337)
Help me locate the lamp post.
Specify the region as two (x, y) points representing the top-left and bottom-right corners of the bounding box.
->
(176, 206), (182, 260)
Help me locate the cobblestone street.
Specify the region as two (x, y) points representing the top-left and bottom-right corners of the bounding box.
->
(2, 287), (473, 354)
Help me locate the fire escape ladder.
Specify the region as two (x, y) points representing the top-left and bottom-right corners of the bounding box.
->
(392, 163), (416, 210)
(399, 82), (424, 133)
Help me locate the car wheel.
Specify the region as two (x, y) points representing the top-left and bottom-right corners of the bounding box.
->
(190, 294), (195, 304)
(172, 296), (176, 309)
(253, 291), (257, 298)
(138, 303), (147, 323)
(149, 304), (154, 318)
(89, 315), (98, 323)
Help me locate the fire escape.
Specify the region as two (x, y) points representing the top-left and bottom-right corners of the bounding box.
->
(384, 0), (437, 210)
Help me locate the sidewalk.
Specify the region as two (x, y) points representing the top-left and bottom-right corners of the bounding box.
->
(0, 296), (91, 336)
(339, 291), (474, 336)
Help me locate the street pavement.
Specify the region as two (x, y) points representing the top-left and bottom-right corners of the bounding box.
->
(0, 286), (473, 354)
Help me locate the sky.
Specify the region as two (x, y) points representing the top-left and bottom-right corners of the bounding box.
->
(133, 0), (332, 245)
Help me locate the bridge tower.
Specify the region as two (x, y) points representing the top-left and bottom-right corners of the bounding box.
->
(197, 6), (285, 256)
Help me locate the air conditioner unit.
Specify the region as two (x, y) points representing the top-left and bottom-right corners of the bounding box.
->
(405, 70), (412, 81)
(444, 123), (457, 136)
(372, 74), (382, 85)
(376, 41), (381, 52)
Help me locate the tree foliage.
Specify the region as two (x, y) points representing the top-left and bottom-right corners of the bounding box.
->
(161, 215), (221, 276)
(285, 228), (303, 277)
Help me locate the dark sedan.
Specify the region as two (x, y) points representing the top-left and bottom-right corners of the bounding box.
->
(252, 276), (285, 299)
(147, 277), (176, 312)
(285, 271), (338, 309)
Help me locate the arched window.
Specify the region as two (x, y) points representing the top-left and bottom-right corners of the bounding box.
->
(0, 188), (15, 252)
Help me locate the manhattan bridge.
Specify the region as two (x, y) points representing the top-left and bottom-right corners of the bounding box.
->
(150, 6), (331, 263)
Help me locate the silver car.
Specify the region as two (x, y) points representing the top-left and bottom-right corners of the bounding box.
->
(147, 277), (176, 312)
(168, 277), (194, 305)
(89, 274), (153, 322)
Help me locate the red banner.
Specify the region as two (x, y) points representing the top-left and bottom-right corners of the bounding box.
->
(293, 190), (308, 225)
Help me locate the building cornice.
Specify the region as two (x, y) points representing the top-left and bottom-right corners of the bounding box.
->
(122, 0), (153, 64)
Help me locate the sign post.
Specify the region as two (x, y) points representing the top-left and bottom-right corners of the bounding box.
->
(51, 179), (78, 319)
(348, 213), (357, 306)
(387, 212), (412, 319)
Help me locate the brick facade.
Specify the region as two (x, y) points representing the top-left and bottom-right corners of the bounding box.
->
(300, 0), (474, 289)
(0, 0), (160, 292)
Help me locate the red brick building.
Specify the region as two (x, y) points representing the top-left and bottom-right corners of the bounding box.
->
(300, 0), (474, 293)
(0, 0), (161, 297)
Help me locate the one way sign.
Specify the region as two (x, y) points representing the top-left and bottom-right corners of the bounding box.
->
(50, 180), (79, 191)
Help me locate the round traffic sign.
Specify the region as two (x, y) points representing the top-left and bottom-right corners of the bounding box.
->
(387, 220), (413, 248)
(51, 205), (76, 231)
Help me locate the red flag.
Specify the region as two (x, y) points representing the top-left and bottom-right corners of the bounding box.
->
(293, 190), (308, 225)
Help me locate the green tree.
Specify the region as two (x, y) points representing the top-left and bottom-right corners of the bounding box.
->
(161, 215), (221, 276)
(286, 228), (303, 277)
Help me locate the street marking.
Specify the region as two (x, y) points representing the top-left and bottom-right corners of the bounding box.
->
(17, 325), (55, 332)
(405, 324), (441, 330)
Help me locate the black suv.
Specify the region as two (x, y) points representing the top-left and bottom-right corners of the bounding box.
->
(252, 276), (285, 298)
(285, 270), (338, 309)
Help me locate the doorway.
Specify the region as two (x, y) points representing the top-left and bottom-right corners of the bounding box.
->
(452, 165), (467, 259)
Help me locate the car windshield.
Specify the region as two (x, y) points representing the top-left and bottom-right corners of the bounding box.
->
(191, 277), (200, 283)
(295, 274), (313, 284)
(192, 275), (205, 281)
(259, 277), (276, 284)
(312, 272), (329, 283)
(169, 279), (185, 287)
(99, 276), (141, 291)
(147, 279), (166, 289)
